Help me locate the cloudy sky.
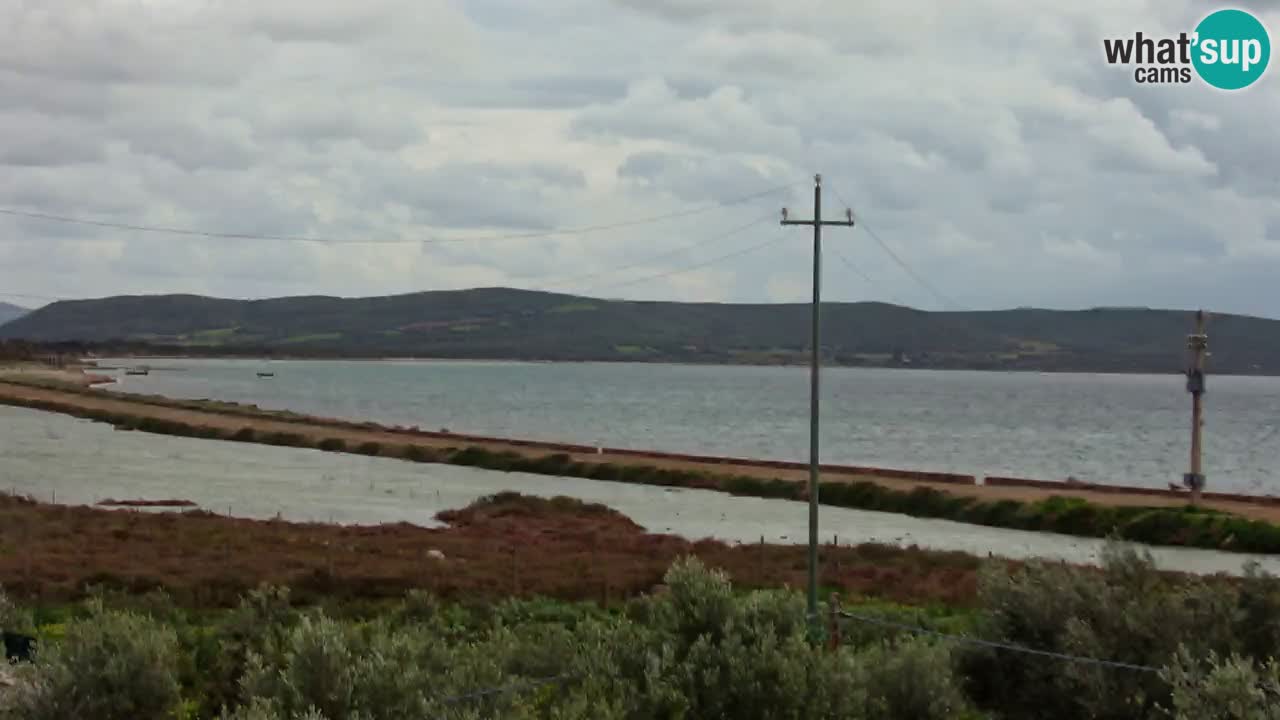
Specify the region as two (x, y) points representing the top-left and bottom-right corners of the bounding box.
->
(1, 0), (1278, 316)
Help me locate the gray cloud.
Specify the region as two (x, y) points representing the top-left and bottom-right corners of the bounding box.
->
(0, 0), (1277, 318)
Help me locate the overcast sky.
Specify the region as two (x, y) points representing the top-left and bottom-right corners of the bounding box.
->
(1, 0), (1278, 316)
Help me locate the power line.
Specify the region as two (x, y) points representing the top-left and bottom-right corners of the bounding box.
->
(828, 245), (873, 285)
(837, 610), (1160, 673)
(825, 184), (964, 311)
(827, 245), (911, 308)
(0, 214), (780, 305)
(437, 183), (795, 244)
(857, 217), (964, 311)
(0, 291), (67, 303)
(535, 212), (776, 291)
(578, 231), (787, 295)
(0, 182), (797, 247)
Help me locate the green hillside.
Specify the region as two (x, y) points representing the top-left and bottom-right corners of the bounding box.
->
(1, 287), (1272, 373)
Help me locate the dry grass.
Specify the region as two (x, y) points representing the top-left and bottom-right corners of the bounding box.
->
(0, 492), (982, 608)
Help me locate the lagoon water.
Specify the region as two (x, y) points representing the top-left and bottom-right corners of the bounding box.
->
(98, 358), (1280, 494)
(3, 403), (1278, 577)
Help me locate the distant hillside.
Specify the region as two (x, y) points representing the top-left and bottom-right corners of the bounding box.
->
(0, 301), (27, 327)
(1, 287), (1274, 374)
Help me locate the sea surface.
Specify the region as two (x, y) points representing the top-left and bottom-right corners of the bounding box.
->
(2, 403), (1277, 576)
(97, 358), (1280, 494)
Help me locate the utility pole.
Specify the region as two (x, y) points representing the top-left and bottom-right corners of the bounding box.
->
(781, 174), (854, 637)
(1184, 309), (1209, 503)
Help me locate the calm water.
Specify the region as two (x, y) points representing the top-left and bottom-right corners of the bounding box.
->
(99, 358), (1280, 494)
(3, 404), (1277, 576)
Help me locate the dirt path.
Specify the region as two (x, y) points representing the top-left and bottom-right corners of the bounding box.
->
(3, 373), (1280, 524)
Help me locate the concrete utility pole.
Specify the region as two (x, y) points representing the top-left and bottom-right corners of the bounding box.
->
(781, 174), (854, 636)
(1185, 309), (1209, 503)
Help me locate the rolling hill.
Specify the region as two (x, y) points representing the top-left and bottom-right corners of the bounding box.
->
(0, 301), (28, 327)
(1, 287), (1274, 374)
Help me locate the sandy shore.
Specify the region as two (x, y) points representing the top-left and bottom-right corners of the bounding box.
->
(0, 363), (115, 387)
(3, 367), (1279, 525)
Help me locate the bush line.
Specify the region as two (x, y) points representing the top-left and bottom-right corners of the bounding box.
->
(5, 392), (1280, 554)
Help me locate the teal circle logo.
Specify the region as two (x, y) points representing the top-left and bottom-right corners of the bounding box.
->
(1192, 8), (1271, 90)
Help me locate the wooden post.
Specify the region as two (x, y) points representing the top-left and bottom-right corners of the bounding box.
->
(758, 535), (765, 586)
(511, 547), (520, 596)
(827, 593), (842, 650)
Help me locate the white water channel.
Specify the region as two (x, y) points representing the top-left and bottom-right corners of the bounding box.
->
(3, 404), (1278, 577)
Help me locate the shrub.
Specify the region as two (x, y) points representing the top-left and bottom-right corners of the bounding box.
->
(585, 463), (623, 481)
(8, 604), (182, 720)
(194, 425), (224, 440)
(0, 585), (33, 636)
(849, 636), (975, 719)
(238, 613), (448, 720)
(400, 445), (434, 463)
(262, 432), (308, 448)
(230, 428), (256, 442)
(632, 557), (972, 720)
(523, 453), (574, 475)
(1160, 649), (1280, 720)
(969, 542), (1241, 719)
(449, 447), (494, 467)
(354, 441), (382, 457)
(317, 438), (346, 452)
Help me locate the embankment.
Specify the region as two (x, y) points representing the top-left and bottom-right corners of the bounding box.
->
(3, 374), (1280, 554)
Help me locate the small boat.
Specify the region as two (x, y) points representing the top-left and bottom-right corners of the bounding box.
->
(125, 365), (150, 376)
(256, 372), (275, 378)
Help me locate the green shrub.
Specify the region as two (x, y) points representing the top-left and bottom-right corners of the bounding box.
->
(850, 636), (975, 719)
(524, 453), (574, 475)
(0, 585), (33, 636)
(194, 425), (224, 440)
(1160, 648), (1280, 720)
(230, 428), (256, 442)
(723, 475), (801, 500)
(262, 432), (308, 448)
(354, 441), (382, 457)
(968, 542), (1241, 720)
(317, 438), (346, 452)
(401, 445), (434, 463)
(8, 604), (182, 720)
(450, 447), (494, 467)
(618, 465), (658, 485)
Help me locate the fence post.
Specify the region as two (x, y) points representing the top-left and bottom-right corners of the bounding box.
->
(511, 546), (520, 596)
(758, 535), (765, 586)
(828, 593), (841, 651)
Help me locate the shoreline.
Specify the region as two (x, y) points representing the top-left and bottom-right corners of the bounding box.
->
(74, 352), (1277, 378)
(4, 367), (1280, 553)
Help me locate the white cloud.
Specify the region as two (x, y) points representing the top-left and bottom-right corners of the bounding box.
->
(0, 0), (1276, 318)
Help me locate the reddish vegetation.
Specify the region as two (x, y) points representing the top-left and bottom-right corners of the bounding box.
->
(0, 492), (982, 608)
(97, 498), (198, 508)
